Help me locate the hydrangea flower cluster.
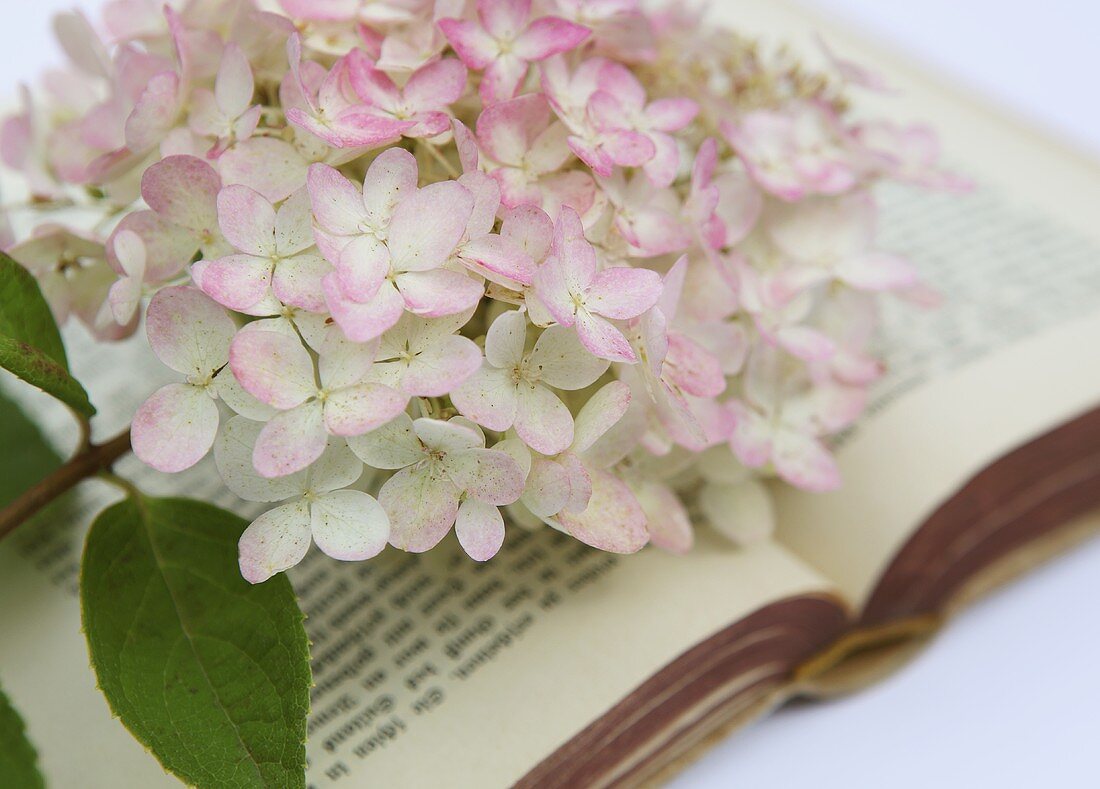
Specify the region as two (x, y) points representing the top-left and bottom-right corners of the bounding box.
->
(1, 0), (963, 583)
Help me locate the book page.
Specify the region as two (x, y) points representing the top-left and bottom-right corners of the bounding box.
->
(0, 330), (831, 788)
(727, 0), (1100, 604)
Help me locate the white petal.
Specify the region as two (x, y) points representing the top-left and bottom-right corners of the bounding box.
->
(401, 334), (482, 397)
(323, 383), (409, 437)
(214, 416), (308, 502)
(310, 490), (390, 561)
(380, 467), (461, 553)
(513, 382), (574, 456)
(699, 479), (775, 545)
(413, 417), (483, 453)
(309, 439), (365, 493)
(455, 498), (506, 561)
(571, 380), (631, 454)
(347, 413), (423, 469)
(444, 448), (524, 506)
(484, 308), (527, 368)
(528, 324), (609, 390)
(450, 365), (519, 433)
(238, 500), (312, 584)
(520, 457), (571, 518)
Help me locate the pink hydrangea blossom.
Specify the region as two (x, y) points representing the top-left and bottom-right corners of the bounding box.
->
(2, 0), (961, 580)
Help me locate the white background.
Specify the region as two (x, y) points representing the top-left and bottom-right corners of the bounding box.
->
(2, 2), (1099, 787)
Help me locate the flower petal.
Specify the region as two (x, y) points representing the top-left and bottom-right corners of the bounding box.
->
(401, 334), (483, 396)
(387, 181), (474, 272)
(445, 448), (525, 505)
(323, 383), (409, 436)
(520, 456), (571, 518)
(554, 468), (648, 553)
(145, 285), (235, 376)
(635, 481), (693, 554)
(450, 366), (519, 432)
(586, 266), (663, 320)
(230, 329), (316, 409)
(214, 416), (307, 502)
(323, 275), (406, 342)
(772, 429), (842, 493)
(307, 163), (367, 236)
(513, 16), (590, 60)
(513, 382), (573, 455)
(253, 401), (328, 478)
(218, 184), (276, 256)
(198, 253), (273, 312)
(529, 324), (608, 390)
(455, 498), (506, 561)
(238, 500), (312, 584)
(575, 309), (636, 363)
(571, 379), (632, 454)
(132, 383), (220, 473)
(347, 413), (423, 469)
(362, 147), (419, 229)
(311, 490), (391, 561)
(380, 467), (461, 552)
(396, 268), (483, 317)
(141, 154), (220, 235)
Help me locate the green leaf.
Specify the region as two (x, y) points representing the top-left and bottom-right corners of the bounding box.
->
(81, 497), (311, 788)
(0, 388), (61, 509)
(0, 683), (46, 789)
(0, 253), (95, 417)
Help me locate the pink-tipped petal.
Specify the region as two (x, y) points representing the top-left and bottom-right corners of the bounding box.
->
(513, 382), (574, 455)
(238, 500), (312, 584)
(229, 329), (317, 409)
(132, 383), (220, 473)
(396, 268), (484, 317)
(455, 498), (506, 561)
(381, 467), (462, 552)
(218, 185), (276, 256)
(323, 383), (409, 436)
(575, 309), (636, 363)
(513, 16), (590, 60)
(555, 468), (648, 553)
(451, 366), (520, 432)
(446, 448), (525, 505)
(145, 285), (236, 376)
(402, 334), (483, 396)
(253, 401), (328, 478)
(586, 266), (663, 319)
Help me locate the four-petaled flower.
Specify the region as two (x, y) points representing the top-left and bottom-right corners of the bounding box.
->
(439, 0), (590, 104)
(533, 207), (663, 363)
(350, 415), (525, 560)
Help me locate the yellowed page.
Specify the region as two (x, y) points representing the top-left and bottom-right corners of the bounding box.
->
(721, 0), (1100, 604)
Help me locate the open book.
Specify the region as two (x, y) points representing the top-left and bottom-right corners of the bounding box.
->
(2, 1), (1100, 786)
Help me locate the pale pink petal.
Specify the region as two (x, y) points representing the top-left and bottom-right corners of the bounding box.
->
(108, 275), (143, 326)
(586, 266), (662, 320)
(216, 43), (255, 117)
(311, 490), (391, 561)
(450, 366), (519, 432)
(404, 58), (468, 111)
(387, 181), (474, 272)
(558, 451), (593, 513)
(514, 16), (590, 60)
(230, 329), (317, 409)
(480, 54), (529, 104)
(477, 93), (550, 165)
(453, 118), (480, 172)
(481, 308), (526, 367)
(666, 332), (726, 398)
(141, 154), (220, 234)
(445, 448), (525, 505)
(361, 146), (420, 227)
(214, 416), (306, 502)
(571, 380), (630, 453)
(396, 268), (483, 317)
(554, 468), (648, 553)
(771, 429), (841, 493)
(460, 234), (536, 286)
(727, 401), (772, 468)
(238, 500), (312, 584)
(323, 383), (408, 436)
(455, 498), (506, 561)
(274, 188), (316, 256)
(272, 252), (331, 312)
(218, 185), (276, 256)
(602, 129), (656, 168)
(125, 71), (181, 151)
(644, 98), (698, 132)
(514, 382), (574, 455)
(346, 413), (424, 469)
(381, 466), (461, 552)
(552, 206), (597, 290)
(132, 383), (219, 473)
(307, 163), (367, 236)
(635, 482), (693, 554)
(199, 254), (273, 312)
(575, 309), (636, 363)
(437, 18), (497, 70)
(323, 275), (406, 342)
(478, 0), (530, 39)
(502, 205), (553, 261)
(520, 457), (571, 518)
(253, 401), (327, 477)
(528, 325), (608, 390)
(145, 285), (235, 376)
(531, 255), (576, 326)
(402, 334), (483, 396)
(336, 235), (391, 301)
(642, 133), (680, 188)
(221, 138), (308, 204)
